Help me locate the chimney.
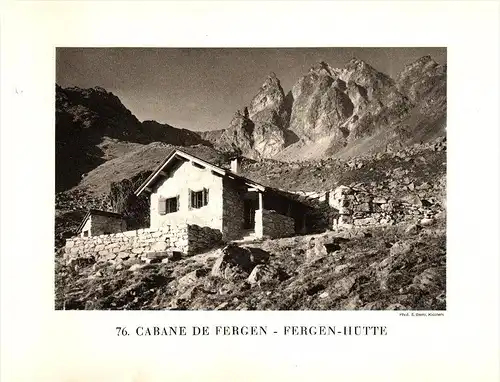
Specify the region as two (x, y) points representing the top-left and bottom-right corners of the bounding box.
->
(230, 157), (242, 173)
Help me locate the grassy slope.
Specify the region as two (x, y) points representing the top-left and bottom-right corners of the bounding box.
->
(76, 142), (225, 195)
(55, 218), (445, 310)
(75, 138), (446, 196)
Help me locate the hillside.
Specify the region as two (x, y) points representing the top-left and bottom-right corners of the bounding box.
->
(55, 217), (446, 310)
(77, 143), (226, 195)
(55, 85), (212, 191)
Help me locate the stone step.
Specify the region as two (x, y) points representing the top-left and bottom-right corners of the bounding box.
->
(232, 231), (258, 243)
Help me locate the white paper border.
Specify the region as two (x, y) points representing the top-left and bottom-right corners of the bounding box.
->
(1, 1), (499, 381)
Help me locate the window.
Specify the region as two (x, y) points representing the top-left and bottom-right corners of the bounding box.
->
(189, 188), (209, 209)
(158, 196), (179, 215)
(166, 197), (178, 213)
(83, 230), (89, 237)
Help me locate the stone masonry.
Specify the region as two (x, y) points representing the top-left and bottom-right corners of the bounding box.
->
(255, 209), (295, 239)
(64, 223), (222, 263)
(222, 178), (245, 241)
(291, 176), (445, 229)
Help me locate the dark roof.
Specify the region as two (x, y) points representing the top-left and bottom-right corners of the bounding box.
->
(135, 149), (266, 196)
(88, 209), (123, 218)
(77, 209), (123, 233)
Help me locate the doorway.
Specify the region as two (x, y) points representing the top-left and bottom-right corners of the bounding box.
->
(243, 198), (258, 229)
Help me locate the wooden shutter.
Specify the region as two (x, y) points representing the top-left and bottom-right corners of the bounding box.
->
(176, 195), (180, 212)
(158, 197), (166, 215)
(203, 188), (209, 206)
(188, 189), (192, 209)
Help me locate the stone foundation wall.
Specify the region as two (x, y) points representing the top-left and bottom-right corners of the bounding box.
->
(64, 224), (222, 263)
(255, 209), (295, 239)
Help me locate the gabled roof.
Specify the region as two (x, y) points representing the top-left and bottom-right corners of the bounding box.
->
(77, 209), (123, 233)
(134, 149), (266, 196)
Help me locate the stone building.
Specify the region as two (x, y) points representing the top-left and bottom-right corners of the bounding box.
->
(77, 209), (126, 238)
(135, 149), (310, 241)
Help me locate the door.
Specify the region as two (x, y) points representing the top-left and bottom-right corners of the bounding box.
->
(243, 199), (256, 229)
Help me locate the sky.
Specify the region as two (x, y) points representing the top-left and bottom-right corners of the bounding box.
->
(56, 47), (446, 132)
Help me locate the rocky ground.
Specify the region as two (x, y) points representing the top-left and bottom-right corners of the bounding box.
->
(54, 54), (447, 311)
(238, 136), (446, 194)
(55, 216), (445, 310)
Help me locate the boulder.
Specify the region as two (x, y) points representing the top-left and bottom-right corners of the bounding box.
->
(419, 218), (435, 227)
(404, 223), (421, 234)
(247, 264), (285, 285)
(211, 244), (270, 280)
(412, 267), (445, 292)
(128, 263), (143, 272)
(389, 241), (413, 256)
(178, 268), (209, 289)
(400, 193), (423, 207)
(144, 250), (182, 263)
(379, 271), (410, 291)
(331, 276), (356, 298)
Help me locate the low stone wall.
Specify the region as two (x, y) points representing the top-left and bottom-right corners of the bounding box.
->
(290, 178), (445, 229)
(255, 209), (295, 239)
(328, 185), (394, 226)
(64, 223), (222, 263)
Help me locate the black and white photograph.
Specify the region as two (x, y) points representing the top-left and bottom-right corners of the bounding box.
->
(55, 47), (447, 311)
(3, 1), (500, 381)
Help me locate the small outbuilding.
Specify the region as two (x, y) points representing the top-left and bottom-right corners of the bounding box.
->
(77, 209), (126, 238)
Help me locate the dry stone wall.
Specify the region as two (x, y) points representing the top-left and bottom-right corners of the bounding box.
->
(64, 224), (222, 263)
(222, 178), (245, 240)
(256, 209), (295, 238)
(291, 176), (445, 229)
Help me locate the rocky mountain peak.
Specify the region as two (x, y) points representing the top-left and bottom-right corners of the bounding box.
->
(396, 55), (446, 113)
(341, 57), (394, 89)
(346, 57), (368, 69)
(216, 72), (291, 158)
(248, 72), (285, 118)
(398, 56), (442, 82)
(308, 61), (343, 78)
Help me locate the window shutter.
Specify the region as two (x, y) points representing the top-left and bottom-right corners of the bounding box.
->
(158, 197), (166, 215)
(176, 195), (180, 212)
(188, 189), (192, 209)
(203, 188), (209, 205)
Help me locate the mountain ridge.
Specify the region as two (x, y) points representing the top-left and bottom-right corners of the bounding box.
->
(211, 55), (445, 161)
(55, 54), (446, 193)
